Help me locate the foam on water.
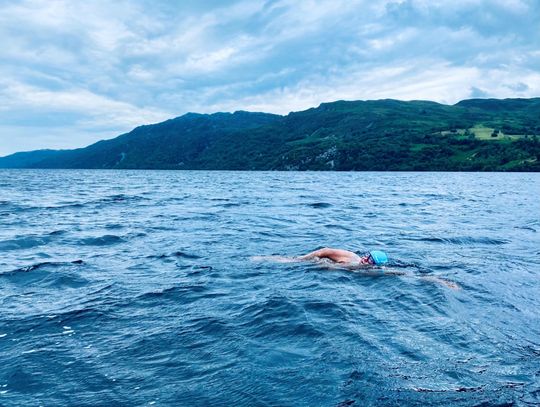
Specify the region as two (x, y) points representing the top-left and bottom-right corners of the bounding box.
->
(0, 169), (539, 406)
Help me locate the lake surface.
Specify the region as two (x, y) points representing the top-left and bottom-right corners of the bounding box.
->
(1, 170), (539, 406)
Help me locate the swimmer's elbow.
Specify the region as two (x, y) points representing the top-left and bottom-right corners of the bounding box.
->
(314, 248), (333, 258)
(299, 247), (330, 260)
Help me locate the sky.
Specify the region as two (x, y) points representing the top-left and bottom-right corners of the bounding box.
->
(0, 0), (539, 156)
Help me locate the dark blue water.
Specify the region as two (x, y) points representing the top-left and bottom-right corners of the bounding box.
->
(1, 170), (539, 406)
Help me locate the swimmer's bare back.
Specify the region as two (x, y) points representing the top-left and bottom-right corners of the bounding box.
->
(298, 248), (362, 263)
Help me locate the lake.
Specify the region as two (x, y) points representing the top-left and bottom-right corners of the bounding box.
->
(1, 170), (539, 406)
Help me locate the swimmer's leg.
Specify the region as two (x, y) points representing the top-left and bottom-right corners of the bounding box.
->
(419, 275), (461, 290)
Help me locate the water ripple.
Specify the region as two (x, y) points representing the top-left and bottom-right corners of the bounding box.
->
(0, 169), (538, 406)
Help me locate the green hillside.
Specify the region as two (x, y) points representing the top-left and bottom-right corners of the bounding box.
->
(1, 98), (539, 171)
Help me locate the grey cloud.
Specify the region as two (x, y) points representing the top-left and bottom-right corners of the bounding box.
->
(385, 0), (539, 38)
(505, 82), (529, 92)
(470, 86), (489, 98)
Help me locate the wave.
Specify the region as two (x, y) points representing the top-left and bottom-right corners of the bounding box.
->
(36, 194), (151, 211)
(104, 223), (124, 230)
(412, 386), (484, 393)
(0, 201), (35, 214)
(44, 202), (85, 210)
(0, 235), (52, 251)
(78, 235), (125, 246)
(44, 306), (110, 326)
(1, 195), (145, 214)
(302, 300), (351, 319)
(1, 260), (88, 288)
(137, 284), (211, 304)
(239, 295), (301, 322)
(187, 316), (235, 337)
(234, 295), (324, 339)
(48, 230), (67, 236)
(307, 202), (333, 208)
(172, 251), (202, 259)
(514, 225), (537, 232)
(146, 251), (202, 260)
(3, 201), (86, 213)
(324, 224), (353, 231)
(0, 229), (72, 251)
(97, 194), (149, 205)
(398, 202), (423, 207)
(4, 259), (85, 275)
(215, 202), (245, 208)
(0, 231), (141, 251)
(407, 236), (508, 245)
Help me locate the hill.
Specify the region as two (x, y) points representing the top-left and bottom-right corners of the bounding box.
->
(1, 98), (539, 171)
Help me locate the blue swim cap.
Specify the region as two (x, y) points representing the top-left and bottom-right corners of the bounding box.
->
(369, 250), (388, 265)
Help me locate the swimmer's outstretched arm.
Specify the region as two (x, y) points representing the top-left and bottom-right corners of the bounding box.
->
(250, 255), (300, 263)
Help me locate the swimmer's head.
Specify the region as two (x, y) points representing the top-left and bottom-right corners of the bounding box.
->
(368, 250), (388, 266)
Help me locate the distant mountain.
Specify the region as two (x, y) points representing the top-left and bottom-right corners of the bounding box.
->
(1, 98), (539, 171)
(0, 149), (68, 169)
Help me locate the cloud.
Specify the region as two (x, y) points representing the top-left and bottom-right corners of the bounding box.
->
(470, 86), (489, 98)
(505, 82), (529, 92)
(0, 0), (539, 155)
(0, 79), (171, 126)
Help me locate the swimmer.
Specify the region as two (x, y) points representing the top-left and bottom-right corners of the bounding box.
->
(252, 248), (460, 290)
(297, 247), (388, 267)
(251, 248), (387, 268)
